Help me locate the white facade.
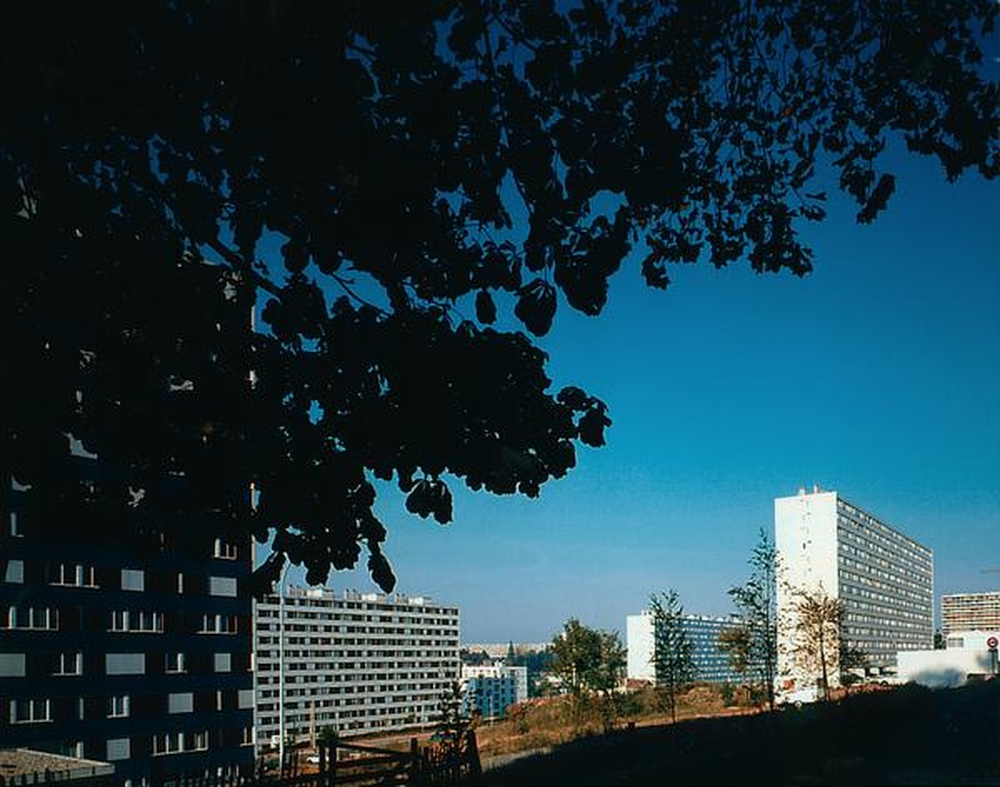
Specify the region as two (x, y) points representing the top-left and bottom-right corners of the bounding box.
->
(626, 611), (656, 683)
(896, 629), (999, 688)
(254, 587), (460, 749)
(897, 650), (998, 689)
(776, 488), (934, 691)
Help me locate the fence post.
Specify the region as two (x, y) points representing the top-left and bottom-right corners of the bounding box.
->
(329, 732), (338, 786)
(465, 729), (482, 779)
(409, 737), (421, 784)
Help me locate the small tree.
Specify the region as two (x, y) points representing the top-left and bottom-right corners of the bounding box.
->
(789, 588), (844, 701)
(727, 529), (780, 711)
(550, 619), (625, 731)
(434, 680), (472, 738)
(649, 590), (695, 723)
(718, 624), (752, 677)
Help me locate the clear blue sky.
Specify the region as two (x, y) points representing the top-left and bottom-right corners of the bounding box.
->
(266, 140), (1000, 646)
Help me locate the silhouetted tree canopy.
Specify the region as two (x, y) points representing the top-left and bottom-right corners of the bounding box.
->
(2, 1), (997, 593)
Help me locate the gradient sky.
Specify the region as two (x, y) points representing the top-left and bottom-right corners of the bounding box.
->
(263, 135), (1000, 646)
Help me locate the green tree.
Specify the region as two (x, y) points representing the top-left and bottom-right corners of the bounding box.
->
(650, 590), (695, 723)
(3, 2), (996, 590)
(788, 588), (844, 701)
(724, 529), (780, 711)
(718, 625), (752, 677)
(550, 619), (625, 731)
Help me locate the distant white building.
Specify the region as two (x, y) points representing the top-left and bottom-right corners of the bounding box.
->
(626, 609), (747, 685)
(254, 586), (460, 749)
(462, 643), (548, 658)
(896, 630), (999, 688)
(460, 663), (528, 719)
(775, 487), (934, 692)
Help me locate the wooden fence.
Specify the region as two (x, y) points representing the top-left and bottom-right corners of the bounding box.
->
(304, 729), (481, 786)
(0, 731), (480, 787)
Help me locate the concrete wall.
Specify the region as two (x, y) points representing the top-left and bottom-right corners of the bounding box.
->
(775, 490), (840, 688)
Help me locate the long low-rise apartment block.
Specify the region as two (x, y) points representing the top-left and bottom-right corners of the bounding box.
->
(254, 587), (460, 749)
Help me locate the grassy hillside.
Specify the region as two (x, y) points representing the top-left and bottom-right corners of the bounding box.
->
(479, 681), (1000, 786)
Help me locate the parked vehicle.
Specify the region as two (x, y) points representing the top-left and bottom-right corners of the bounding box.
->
(776, 686), (820, 707)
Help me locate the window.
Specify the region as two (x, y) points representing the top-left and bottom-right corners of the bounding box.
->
(136, 611), (163, 632)
(151, 730), (208, 755)
(152, 732), (182, 756)
(121, 569), (145, 592)
(167, 692), (194, 714)
(189, 730), (209, 751)
(4, 606), (58, 630)
(105, 653), (145, 675)
(11, 699), (51, 724)
(208, 576), (238, 597)
(0, 653), (26, 677)
(3, 559), (23, 584)
(213, 538), (238, 560)
(200, 613), (237, 634)
(107, 695), (130, 718)
(106, 738), (131, 761)
(55, 652), (82, 676)
(165, 652), (186, 673)
(57, 742), (84, 759)
(9, 512), (22, 537)
(110, 610), (163, 633)
(213, 653), (231, 673)
(177, 573), (185, 593)
(50, 563), (96, 587)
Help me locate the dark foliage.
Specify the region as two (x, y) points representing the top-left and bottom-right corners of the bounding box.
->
(2, 2), (996, 591)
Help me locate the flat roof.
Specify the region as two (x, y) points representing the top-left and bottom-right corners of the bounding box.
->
(0, 749), (114, 780)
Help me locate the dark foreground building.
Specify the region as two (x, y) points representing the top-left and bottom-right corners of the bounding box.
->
(1, 475), (254, 785)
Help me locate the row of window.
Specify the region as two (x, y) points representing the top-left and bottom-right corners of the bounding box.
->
(257, 606), (457, 626)
(272, 595), (452, 614)
(0, 650), (246, 678)
(836, 509), (932, 569)
(1, 606), (241, 634)
(3, 561), (239, 597)
(4, 689), (255, 727)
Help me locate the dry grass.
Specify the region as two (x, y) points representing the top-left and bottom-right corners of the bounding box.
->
(476, 684), (756, 761)
(479, 681), (1000, 787)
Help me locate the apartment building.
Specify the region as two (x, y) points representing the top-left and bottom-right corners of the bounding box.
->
(941, 591), (1000, 636)
(460, 663), (528, 719)
(626, 610), (747, 685)
(1, 483), (255, 784)
(775, 487), (934, 690)
(254, 587), (460, 749)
